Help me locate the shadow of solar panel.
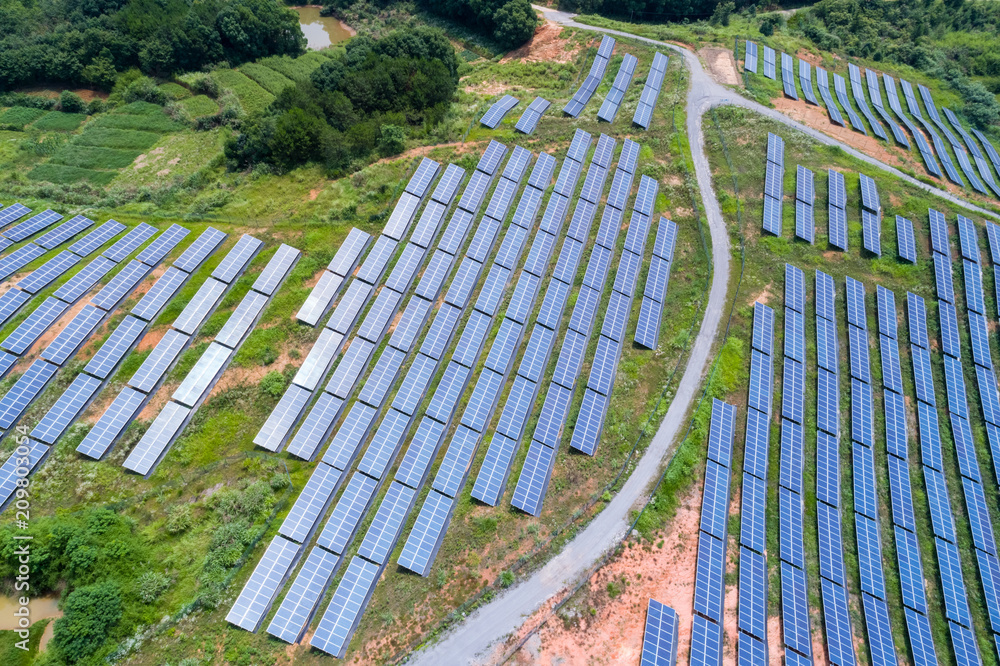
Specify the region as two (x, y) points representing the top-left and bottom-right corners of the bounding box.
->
(172, 341), (231, 407)
(510, 438), (556, 516)
(267, 546), (339, 644)
(286, 393), (345, 461)
(395, 416), (446, 490)
(173, 227), (226, 274)
(392, 353), (436, 416)
(425, 362), (471, 424)
(317, 472), (378, 554)
(122, 400), (191, 476)
(279, 462), (342, 544)
(136, 224), (188, 266)
(42, 304), (104, 366)
(254, 384), (312, 452)
(817, 502), (845, 584)
(226, 535), (301, 632)
(30, 373), (102, 444)
(322, 402), (377, 471)
(855, 514), (886, 600)
(84, 315), (147, 379)
(76, 387), (145, 459)
(309, 555), (381, 658)
(173, 277), (228, 336)
(568, 388), (609, 456)
(132, 266), (187, 322)
(398, 489), (455, 576)
(406, 158), (441, 200)
(18, 251), (80, 294)
(91, 260), (152, 311)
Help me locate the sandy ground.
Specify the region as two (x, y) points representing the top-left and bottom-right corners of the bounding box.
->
(509, 483), (706, 665)
(501, 21), (579, 65)
(701, 47), (741, 87)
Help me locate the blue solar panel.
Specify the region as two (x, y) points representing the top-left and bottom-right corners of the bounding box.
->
(738, 547), (767, 639)
(743, 407), (770, 480)
(226, 535), (300, 633)
(16, 251), (80, 294)
(780, 562), (812, 658)
(778, 419), (803, 494)
(779, 487), (805, 568)
(963, 480), (997, 556)
(816, 430), (841, 509)
(784, 308), (805, 362)
(30, 373), (102, 444)
(510, 438), (556, 516)
(740, 473), (767, 554)
(689, 614), (722, 666)
(849, 326), (872, 383)
(846, 276), (866, 329)
(425, 362), (470, 424)
(862, 594), (898, 666)
(817, 370), (840, 437)
(816, 270), (836, 322)
(700, 461), (731, 540)
(693, 533), (726, 622)
(782, 359), (804, 424)
(0, 359), (58, 428)
(568, 388), (609, 456)
(751, 302), (774, 355)
(642, 599), (679, 666)
(817, 501), (845, 585)
(309, 556), (379, 658)
(397, 489), (455, 576)
(266, 546), (339, 644)
(41, 304), (104, 365)
(357, 481), (415, 564)
(851, 378), (874, 447)
(937, 537), (973, 627)
(855, 514), (886, 600)
(821, 579), (856, 666)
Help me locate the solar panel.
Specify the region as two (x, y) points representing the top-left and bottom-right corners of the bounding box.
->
(742, 406), (770, 481)
(4, 209), (62, 242)
(700, 461), (731, 541)
(737, 548), (767, 641)
(30, 372), (102, 444)
(17, 251), (80, 294)
(936, 537), (973, 627)
(779, 418), (803, 495)
(422, 301), (462, 360)
(82, 315), (146, 380)
(358, 408), (412, 479)
(391, 353), (436, 417)
(34, 214), (93, 250)
(54, 223), (111, 269)
(173, 227), (226, 274)
(762, 195), (782, 236)
(388, 297), (432, 353)
(862, 208), (881, 255)
(430, 164), (466, 207)
(693, 533), (726, 623)
(327, 228), (372, 277)
(452, 310), (492, 369)
(171, 341), (231, 407)
(214, 290), (268, 349)
(873, 286), (896, 341)
(514, 97), (550, 135)
(278, 462), (341, 544)
(225, 535), (300, 632)
(816, 501), (844, 585)
(425, 362), (471, 424)
(316, 473), (378, 553)
(395, 416), (446, 489)
(782, 359), (805, 424)
(253, 383), (312, 453)
(2, 297), (69, 354)
(397, 489), (455, 576)
(172, 278), (228, 337)
(461, 369), (505, 434)
(122, 400), (192, 475)
(976, 549), (1000, 635)
(517, 324), (554, 383)
(568, 388), (610, 456)
(819, 579), (856, 666)
(252, 244), (300, 296)
(266, 546), (339, 644)
(748, 351), (773, 416)
(862, 594), (898, 666)
(50, 257), (111, 308)
(41, 304), (104, 366)
(816, 370), (840, 437)
(325, 338), (375, 400)
(358, 482), (416, 565)
(130, 266), (188, 322)
(0, 203), (31, 227)
(689, 614), (722, 666)
(506, 272), (539, 327)
(0, 289), (30, 330)
(780, 562), (812, 658)
(641, 599), (679, 666)
(135, 224), (188, 266)
(522, 230), (556, 279)
(75, 386), (146, 459)
(309, 556), (379, 658)
(346, 341), (396, 404)
(855, 514), (886, 600)
(944, 355), (969, 419)
(432, 424), (482, 497)
(211, 234), (264, 285)
(779, 487), (805, 568)
(327, 281), (373, 335)
(90, 260), (151, 311)
(285, 392), (345, 461)
(963, 480), (997, 556)
(851, 378), (874, 447)
(405, 157), (440, 198)
(965, 260), (986, 314)
(477, 140), (508, 176)
(0, 243), (46, 282)
(536, 278), (569, 331)
(297, 271), (345, 327)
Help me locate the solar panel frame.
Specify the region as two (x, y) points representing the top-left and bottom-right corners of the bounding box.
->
(84, 315), (147, 379)
(75, 387), (146, 459)
(172, 277), (228, 336)
(253, 383), (313, 453)
(225, 535), (300, 633)
(121, 400), (191, 476)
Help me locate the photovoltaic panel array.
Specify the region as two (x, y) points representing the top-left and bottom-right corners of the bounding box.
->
(762, 45), (776, 79)
(849, 63), (888, 141)
(944, 106), (1000, 198)
(642, 599), (679, 666)
(633, 52), (668, 129)
(922, 82), (985, 190)
(812, 269), (858, 666)
(634, 217), (678, 349)
(697, 400), (736, 666)
(864, 69), (910, 148)
(763, 133), (784, 236)
(798, 59), (818, 105)
(832, 72), (865, 134)
(881, 73), (942, 178)
(900, 79), (964, 186)
(569, 174), (659, 458)
(744, 41), (758, 74)
(794, 165), (814, 243)
(564, 35), (615, 117)
(813, 67), (844, 126)
(739, 300), (773, 664)
(480, 94), (519, 129)
(598, 53), (637, 123)
(780, 52), (798, 100)
(514, 96), (551, 135)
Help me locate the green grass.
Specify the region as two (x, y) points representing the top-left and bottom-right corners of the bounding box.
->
(239, 62), (296, 95)
(116, 100), (170, 115)
(258, 53), (326, 83)
(74, 127), (162, 150)
(158, 82), (191, 100)
(180, 95), (218, 118)
(90, 112), (185, 133)
(49, 144), (141, 169)
(28, 163), (118, 185)
(32, 110), (87, 131)
(210, 69), (275, 115)
(0, 105), (47, 128)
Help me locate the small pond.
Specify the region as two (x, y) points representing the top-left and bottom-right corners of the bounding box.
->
(294, 6), (354, 50)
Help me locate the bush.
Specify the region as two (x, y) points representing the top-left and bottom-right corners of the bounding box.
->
(189, 74), (221, 99)
(120, 76), (168, 105)
(52, 582), (123, 663)
(165, 505), (193, 534)
(58, 90), (86, 113)
(135, 571), (171, 603)
(498, 571), (515, 588)
(259, 371), (286, 398)
(378, 124), (406, 156)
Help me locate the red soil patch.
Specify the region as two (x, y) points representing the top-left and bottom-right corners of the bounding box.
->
(136, 326), (167, 353)
(501, 21), (579, 65)
(797, 50), (825, 68)
(701, 47), (741, 87)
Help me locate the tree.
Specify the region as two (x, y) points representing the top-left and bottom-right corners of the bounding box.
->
(378, 124), (406, 156)
(58, 90), (86, 113)
(269, 108), (326, 169)
(52, 582), (123, 663)
(493, 0), (538, 49)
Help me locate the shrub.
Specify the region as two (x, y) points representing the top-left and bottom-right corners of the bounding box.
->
(165, 505), (193, 534)
(58, 90), (86, 113)
(52, 582), (123, 663)
(136, 571), (171, 603)
(378, 124), (406, 156)
(189, 74), (221, 99)
(498, 571), (515, 588)
(259, 370), (286, 398)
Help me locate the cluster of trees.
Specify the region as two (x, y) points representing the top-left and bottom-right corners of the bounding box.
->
(556, 0), (729, 20)
(801, 0), (1000, 127)
(225, 26), (459, 174)
(413, 0), (537, 49)
(0, 0), (304, 90)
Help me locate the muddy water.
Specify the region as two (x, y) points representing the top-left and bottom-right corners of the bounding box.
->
(294, 6), (353, 50)
(0, 595), (61, 631)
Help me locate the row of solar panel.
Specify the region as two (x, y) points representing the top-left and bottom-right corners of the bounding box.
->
(881, 73), (943, 177)
(480, 94), (520, 129)
(514, 96), (551, 135)
(848, 63), (890, 142)
(738, 301), (773, 664)
(795, 166), (815, 244)
(780, 52), (798, 100)
(633, 52), (669, 130)
(476, 136), (639, 512)
(634, 218), (678, 349)
(693, 399), (737, 666)
(563, 35), (616, 117)
(763, 149), (783, 237)
(864, 68), (910, 148)
(597, 53), (637, 123)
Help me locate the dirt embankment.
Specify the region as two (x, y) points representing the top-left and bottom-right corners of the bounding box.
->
(501, 21), (579, 65)
(701, 47), (742, 87)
